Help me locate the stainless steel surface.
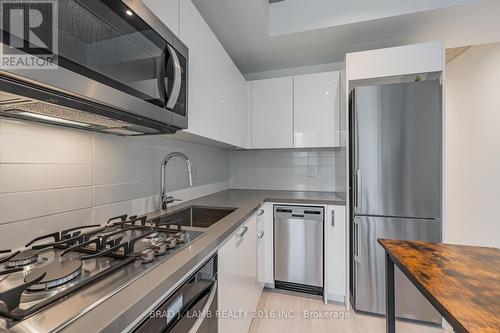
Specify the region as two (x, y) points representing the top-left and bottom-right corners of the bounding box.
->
(154, 206), (237, 229)
(4, 190), (340, 333)
(132, 254), (217, 333)
(353, 80), (442, 218)
(274, 205), (324, 288)
(160, 152), (193, 211)
(1, 222), (206, 333)
(350, 80), (442, 324)
(0, 0), (188, 135)
(353, 216), (441, 323)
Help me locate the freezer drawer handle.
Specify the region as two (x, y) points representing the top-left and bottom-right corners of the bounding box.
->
(292, 214), (304, 218)
(354, 218), (361, 263)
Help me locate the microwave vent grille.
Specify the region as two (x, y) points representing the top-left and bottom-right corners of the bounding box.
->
(0, 100), (128, 128)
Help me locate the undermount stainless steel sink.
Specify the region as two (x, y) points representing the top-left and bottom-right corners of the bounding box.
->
(157, 206), (237, 228)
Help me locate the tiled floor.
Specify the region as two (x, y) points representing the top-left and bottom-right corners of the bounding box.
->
(249, 290), (452, 333)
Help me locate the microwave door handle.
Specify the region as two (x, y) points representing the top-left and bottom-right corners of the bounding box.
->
(165, 44), (182, 109)
(187, 281), (217, 333)
(157, 47), (167, 104)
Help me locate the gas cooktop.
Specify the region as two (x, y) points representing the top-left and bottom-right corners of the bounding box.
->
(0, 214), (205, 330)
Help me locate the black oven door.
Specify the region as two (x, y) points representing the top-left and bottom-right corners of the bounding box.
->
(134, 255), (217, 333)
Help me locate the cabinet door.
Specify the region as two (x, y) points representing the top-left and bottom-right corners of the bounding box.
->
(294, 71), (340, 148)
(218, 215), (257, 333)
(257, 207), (266, 292)
(251, 77), (293, 149)
(179, 0), (247, 148)
(262, 203), (274, 286)
(324, 205), (347, 303)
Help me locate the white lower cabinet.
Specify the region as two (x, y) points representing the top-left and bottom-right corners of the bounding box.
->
(324, 205), (346, 303)
(218, 213), (259, 333)
(256, 207), (266, 291)
(261, 203), (274, 287)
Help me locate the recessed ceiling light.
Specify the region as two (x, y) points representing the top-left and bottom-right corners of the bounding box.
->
(125, 9), (133, 16)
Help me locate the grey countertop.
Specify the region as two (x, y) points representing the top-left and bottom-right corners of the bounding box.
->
(63, 189), (345, 332)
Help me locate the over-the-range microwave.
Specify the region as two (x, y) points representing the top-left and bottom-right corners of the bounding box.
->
(0, 0), (188, 135)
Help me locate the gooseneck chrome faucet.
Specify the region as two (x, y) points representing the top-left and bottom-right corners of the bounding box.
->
(160, 152), (193, 211)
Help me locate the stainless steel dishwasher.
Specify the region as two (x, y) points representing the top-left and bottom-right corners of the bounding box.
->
(274, 205), (324, 295)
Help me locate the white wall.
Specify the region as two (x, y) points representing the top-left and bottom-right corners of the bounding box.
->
(229, 148), (345, 192)
(445, 42), (500, 248)
(0, 119), (228, 250)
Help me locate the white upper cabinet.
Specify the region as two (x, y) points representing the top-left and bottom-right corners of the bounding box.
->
(251, 77), (293, 149)
(293, 71), (340, 148)
(142, 0), (179, 36)
(179, 0), (247, 148)
(346, 42), (443, 81)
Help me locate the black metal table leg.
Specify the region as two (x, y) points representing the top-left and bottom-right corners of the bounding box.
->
(386, 253), (396, 333)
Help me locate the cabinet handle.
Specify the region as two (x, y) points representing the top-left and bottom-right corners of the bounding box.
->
(331, 210), (335, 227)
(236, 226), (248, 238)
(257, 231), (264, 239)
(257, 209), (264, 216)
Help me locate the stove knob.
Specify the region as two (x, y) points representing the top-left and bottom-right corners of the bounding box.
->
(175, 232), (186, 243)
(140, 249), (155, 263)
(154, 242), (168, 255)
(146, 232), (159, 239)
(165, 237), (177, 249)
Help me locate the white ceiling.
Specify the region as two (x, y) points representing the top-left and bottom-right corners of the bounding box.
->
(192, 0), (500, 75)
(268, 0), (475, 36)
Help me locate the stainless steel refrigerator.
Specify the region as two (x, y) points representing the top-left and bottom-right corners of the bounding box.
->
(349, 80), (442, 324)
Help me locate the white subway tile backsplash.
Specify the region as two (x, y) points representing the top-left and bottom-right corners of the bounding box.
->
(93, 182), (145, 206)
(0, 164), (92, 193)
(0, 209), (93, 251)
(0, 187), (93, 224)
(0, 119), (93, 164)
(0, 121), (229, 238)
(229, 148), (341, 192)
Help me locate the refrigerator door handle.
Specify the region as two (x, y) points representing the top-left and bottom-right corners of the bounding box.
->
(353, 169), (361, 210)
(354, 218), (361, 263)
